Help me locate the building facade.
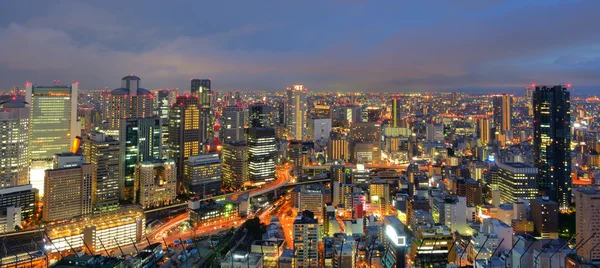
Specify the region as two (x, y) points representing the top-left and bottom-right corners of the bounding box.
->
(222, 142), (249, 190)
(183, 154), (222, 197)
(247, 127), (276, 185)
(0, 100), (30, 187)
(286, 85), (307, 140)
(497, 162), (538, 203)
(84, 132), (120, 213)
(135, 160), (177, 209)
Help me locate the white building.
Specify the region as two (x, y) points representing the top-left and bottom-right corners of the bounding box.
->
(307, 118), (332, 144)
(0, 206), (21, 233)
(445, 196), (468, 235)
(0, 100), (30, 188)
(286, 85), (307, 140)
(222, 105), (247, 143)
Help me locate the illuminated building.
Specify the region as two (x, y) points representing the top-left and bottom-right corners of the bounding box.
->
(135, 160), (176, 209)
(183, 154), (222, 197)
(294, 184), (328, 222)
(349, 122), (381, 163)
(168, 95), (201, 182)
(191, 79), (213, 143)
(250, 240), (285, 268)
(306, 118), (332, 143)
(0, 206), (21, 233)
(45, 206), (145, 253)
(533, 85), (571, 209)
(497, 162), (538, 203)
(327, 132), (349, 162)
(0, 100), (30, 187)
(293, 211), (319, 268)
(382, 216), (407, 268)
(222, 105), (247, 143)
(26, 82), (79, 197)
(370, 180), (390, 216)
(332, 242), (355, 268)
(0, 185), (36, 221)
(249, 103), (272, 128)
(285, 84), (307, 140)
(310, 104), (331, 119)
(333, 105), (361, 127)
(288, 140), (303, 176)
(531, 197), (559, 238)
(106, 75), (153, 136)
(188, 200), (238, 227)
(119, 117), (162, 202)
(426, 123), (444, 142)
(220, 253), (263, 268)
(409, 223), (454, 266)
(493, 93), (512, 134)
(247, 127), (276, 185)
(84, 132), (120, 213)
(222, 142), (248, 190)
(431, 195), (467, 235)
(575, 187), (600, 263)
(156, 89), (171, 157)
(43, 153), (92, 222)
(526, 85), (534, 116)
(477, 118), (491, 145)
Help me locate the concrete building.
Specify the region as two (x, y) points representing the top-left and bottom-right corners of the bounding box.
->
(492, 93), (512, 134)
(191, 79), (213, 144)
(575, 188), (600, 263)
(0, 185), (37, 221)
(497, 162), (538, 203)
(286, 85), (308, 140)
(0, 100), (30, 188)
(531, 197), (559, 239)
(222, 142), (248, 190)
(382, 216), (408, 268)
(135, 160), (177, 209)
(105, 75), (154, 135)
(307, 118), (332, 143)
(43, 153), (93, 222)
(349, 122), (381, 163)
(222, 105), (247, 143)
(168, 95), (201, 185)
(248, 127), (276, 185)
(84, 132), (120, 213)
(370, 180), (390, 216)
(0, 206), (21, 233)
(426, 123), (444, 142)
(183, 154), (222, 197)
(293, 211), (319, 268)
(327, 132), (349, 162)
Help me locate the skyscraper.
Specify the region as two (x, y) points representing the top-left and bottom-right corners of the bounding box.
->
(43, 153), (93, 222)
(349, 122), (382, 163)
(249, 103), (272, 128)
(285, 85), (307, 140)
(533, 85), (571, 209)
(135, 160), (176, 208)
(247, 127), (276, 185)
(293, 211), (319, 268)
(84, 132), (120, 213)
(27, 82), (79, 197)
(106, 75), (154, 136)
(492, 93), (512, 134)
(168, 95), (201, 184)
(575, 187), (600, 263)
(222, 142), (248, 190)
(477, 118), (491, 145)
(156, 89), (172, 158)
(191, 79), (213, 143)
(222, 105), (247, 143)
(119, 117), (162, 202)
(0, 99), (30, 187)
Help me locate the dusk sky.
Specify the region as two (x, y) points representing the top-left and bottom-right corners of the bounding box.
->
(1, 0), (600, 93)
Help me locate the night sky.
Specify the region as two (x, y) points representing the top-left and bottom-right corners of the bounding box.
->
(1, 0), (600, 93)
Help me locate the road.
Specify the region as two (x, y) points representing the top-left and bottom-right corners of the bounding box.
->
(229, 164), (292, 201)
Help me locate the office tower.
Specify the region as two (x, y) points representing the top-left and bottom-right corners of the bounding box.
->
(328, 132), (349, 162)
(575, 188), (600, 263)
(222, 142), (248, 190)
(43, 153), (93, 222)
(382, 216), (408, 268)
(531, 197), (559, 238)
(285, 84), (307, 140)
(247, 127), (276, 185)
(0, 100), (30, 187)
(349, 122), (382, 163)
(288, 140), (303, 176)
(497, 162), (538, 203)
(156, 89), (171, 157)
(249, 103), (272, 128)
(533, 85), (571, 209)
(84, 132), (120, 213)
(119, 117), (162, 201)
(168, 95), (201, 182)
(477, 118), (491, 145)
(135, 160), (176, 208)
(426, 123), (444, 142)
(183, 154), (222, 197)
(296, 184), (328, 221)
(106, 75), (154, 135)
(191, 79), (213, 143)
(526, 85), (534, 116)
(222, 105), (247, 143)
(0, 185), (37, 221)
(293, 211), (319, 268)
(493, 93), (512, 134)
(306, 118), (332, 143)
(27, 82), (79, 197)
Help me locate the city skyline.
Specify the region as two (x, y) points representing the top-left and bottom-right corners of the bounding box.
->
(2, 0), (600, 93)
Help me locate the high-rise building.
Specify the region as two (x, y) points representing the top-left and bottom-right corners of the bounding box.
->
(168, 95), (201, 183)
(349, 122), (381, 163)
(288, 140), (303, 176)
(370, 180), (390, 215)
(492, 93), (512, 134)
(27, 82), (80, 197)
(328, 132), (349, 162)
(191, 79), (213, 143)
(247, 127), (276, 185)
(526, 85), (534, 117)
(0, 185), (37, 221)
(426, 123), (444, 142)
(43, 153), (93, 222)
(497, 162), (538, 203)
(477, 118), (491, 145)
(295, 184), (328, 221)
(531, 197), (559, 238)
(222, 105), (247, 143)
(575, 187), (600, 263)
(533, 85), (571, 209)
(221, 142), (248, 190)
(183, 154), (222, 197)
(382, 216), (408, 268)
(306, 118), (332, 143)
(84, 132), (120, 213)
(106, 75), (154, 135)
(135, 160), (177, 208)
(0, 100), (30, 187)
(293, 211), (319, 268)
(285, 85), (307, 140)
(156, 89), (172, 158)
(249, 103), (272, 128)
(119, 117), (162, 201)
